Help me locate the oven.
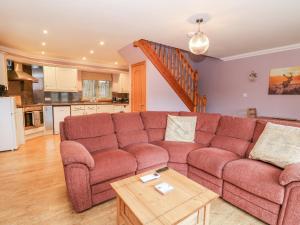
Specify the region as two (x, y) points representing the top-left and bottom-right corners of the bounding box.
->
(23, 106), (44, 130)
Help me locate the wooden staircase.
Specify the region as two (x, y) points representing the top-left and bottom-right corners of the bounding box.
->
(134, 39), (206, 112)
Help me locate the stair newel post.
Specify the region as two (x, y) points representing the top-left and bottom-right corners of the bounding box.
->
(189, 66), (192, 98)
(193, 71), (199, 112)
(189, 68), (193, 99)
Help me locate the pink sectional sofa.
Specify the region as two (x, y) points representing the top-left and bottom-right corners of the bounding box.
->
(59, 112), (300, 225)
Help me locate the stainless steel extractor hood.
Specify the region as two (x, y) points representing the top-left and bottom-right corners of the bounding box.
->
(7, 62), (38, 83)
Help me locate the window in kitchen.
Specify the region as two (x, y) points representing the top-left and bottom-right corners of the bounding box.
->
(82, 80), (112, 100)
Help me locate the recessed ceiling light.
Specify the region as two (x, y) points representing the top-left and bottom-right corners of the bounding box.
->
(90, 50), (94, 54)
(99, 41), (105, 46)
(42, 42), (46, 46)
(114, 61), (118, 65)
(43, 30), (48, 34)
(41, 51), (45, 55)
(82, 57), (87, 60)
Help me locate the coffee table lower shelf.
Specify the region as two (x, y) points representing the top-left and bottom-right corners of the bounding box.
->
(116, 195), (211, 225)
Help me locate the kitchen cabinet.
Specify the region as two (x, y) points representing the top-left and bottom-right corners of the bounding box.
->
(96, 105), (113, 113)
(71, 105), (97, 115)
(71, 105), (85, 116)
(84, 105), (97, 114)
(113, 73), (129, 93)
(0, 53), (8, 87)
(43, 66), (57, 91)
(123, 105), (131, 112)
(53, 106), (70, 134)
(43, 66), (78, 92)
(113, 105), (130, 113)
(43, 106), (53, 131)
(56, 67), (78, 92)
(113, 105), (124, 113)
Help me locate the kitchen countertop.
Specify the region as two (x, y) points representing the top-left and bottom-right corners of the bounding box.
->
(19, 102), (129, 107)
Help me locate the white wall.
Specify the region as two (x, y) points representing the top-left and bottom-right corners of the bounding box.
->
(146, 59), (189, 111)
(0, 53), (8, 87)
(119, 43), (189, 111)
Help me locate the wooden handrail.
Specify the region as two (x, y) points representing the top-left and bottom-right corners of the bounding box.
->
(134, 39), (206, 112)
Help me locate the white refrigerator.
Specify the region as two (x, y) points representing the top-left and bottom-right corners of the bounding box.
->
(0, 97), (25, 151)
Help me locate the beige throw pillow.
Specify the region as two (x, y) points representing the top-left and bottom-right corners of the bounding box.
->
(249, 122), (300, 168)
(165, 115), (197, 143)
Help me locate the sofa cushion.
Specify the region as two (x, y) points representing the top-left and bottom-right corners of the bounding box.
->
(211, 116), (256, 157)
(195, 131), (215, 147)
(147, 128), (166, 142)
(188, 147), (240, 178)
(112, 112), (144, 132)
(179, 112), (221, 133)
(112, 112), (148, 148)
(116, 130), (148, 149)
(211, 135), (250, 157)
(124, 143), (169, 170)
(223, 159), (284, 204)
(141, 111), (179, 129)
(64, 113), (114, 140)
(153, 140), (203, 163)
(90, 150), (137, 185)
(141, 111), (179, 142)
(216, 116), (256, 141)
(64, 114), (118, 152)
(75, 134), (118, 153)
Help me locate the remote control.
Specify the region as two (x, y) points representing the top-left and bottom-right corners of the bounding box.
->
(156, 167), (169, 173)
(140, 173), (160, 183)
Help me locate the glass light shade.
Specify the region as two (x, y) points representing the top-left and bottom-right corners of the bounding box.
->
(189, 32), (209, 55)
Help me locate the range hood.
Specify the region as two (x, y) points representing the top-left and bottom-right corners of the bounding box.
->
(7, 62), (38, 83)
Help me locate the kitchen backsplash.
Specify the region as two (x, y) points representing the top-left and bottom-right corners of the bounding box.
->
(44, 91), (82, 103)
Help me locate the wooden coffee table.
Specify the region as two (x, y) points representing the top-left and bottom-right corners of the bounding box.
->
(111, 168), (219, 225)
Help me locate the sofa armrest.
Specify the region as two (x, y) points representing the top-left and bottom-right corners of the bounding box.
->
(60, 141), (95, 169)
(279, 163), (300, 186)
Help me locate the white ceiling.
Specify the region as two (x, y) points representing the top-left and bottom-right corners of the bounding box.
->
(1, 0), (300, 66)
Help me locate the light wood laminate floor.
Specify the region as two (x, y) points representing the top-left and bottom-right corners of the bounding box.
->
(0, 135), (266, 225)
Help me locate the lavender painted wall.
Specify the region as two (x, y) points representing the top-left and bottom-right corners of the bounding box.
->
(196, 48), (300, 119)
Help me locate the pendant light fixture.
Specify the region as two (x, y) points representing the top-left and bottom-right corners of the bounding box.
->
(188, 18), (209, 55)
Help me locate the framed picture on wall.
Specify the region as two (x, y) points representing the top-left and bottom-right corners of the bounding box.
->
(268, 66), (300, 95)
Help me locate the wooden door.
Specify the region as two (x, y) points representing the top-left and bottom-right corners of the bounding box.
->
(131, 61), (146, 112)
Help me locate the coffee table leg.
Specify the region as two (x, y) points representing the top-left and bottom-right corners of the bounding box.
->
(197, 203), (211, 225)
(203, 203), (211, 225)
(116, 195), (124, 225)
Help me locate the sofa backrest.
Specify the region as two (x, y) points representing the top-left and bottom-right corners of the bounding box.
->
(112, 112), (148, 148)
(63, 113), (118, 153)
(211, 115), (256, 157)
(179, 112), (221, 146)
(245, 119), (300, 157)
(141, 111), (179, 142)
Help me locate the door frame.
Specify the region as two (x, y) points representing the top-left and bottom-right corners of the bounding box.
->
(131, 61), (146, 112)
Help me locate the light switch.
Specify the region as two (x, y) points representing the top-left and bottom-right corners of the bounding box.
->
(243, 93), (248, 98)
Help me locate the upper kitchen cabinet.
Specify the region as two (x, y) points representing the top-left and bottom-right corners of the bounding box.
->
(43, 66), (57, 90)
(0, 53), (8, 87)
(56, 67), (78, 92)
(112, 73), (129, 93)
(43, 66), (78, 92)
